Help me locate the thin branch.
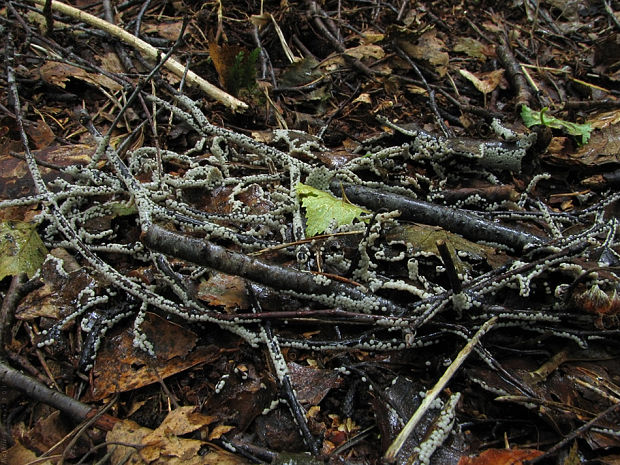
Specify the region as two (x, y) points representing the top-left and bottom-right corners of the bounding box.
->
(384, 316), (498, 461)
(27, 0), (248, 111)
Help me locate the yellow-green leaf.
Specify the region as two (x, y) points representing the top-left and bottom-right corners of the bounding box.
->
(296, 183), (369, 236)
(0, 221), (48, 279)
(521, 105), (592, 145)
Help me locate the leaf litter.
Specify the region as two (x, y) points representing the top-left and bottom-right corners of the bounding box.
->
(0, 1), (619, 464)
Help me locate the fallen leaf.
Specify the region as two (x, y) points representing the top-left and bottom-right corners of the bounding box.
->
(460, 69), (505, 95)
(88, 313), (221, 400)
(208, 424), (235, 440)
(457, 448), (544, 465)
(397, 29), (449, 76)
(0, 442), (54, 465)
(296, 183), (369, 236)
(196, 272), (249, 311)
(521, 105), (593, 145)
(39, 61), (122, 92)
(0, 221), (47, 280)
(453, 37), (494, 60)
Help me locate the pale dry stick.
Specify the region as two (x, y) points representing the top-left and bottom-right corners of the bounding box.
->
(28, 0), (248, 111)
(384, 316), (498, 462)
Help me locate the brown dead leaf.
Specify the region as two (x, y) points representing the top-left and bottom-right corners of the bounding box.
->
(142, 21), (184, 41)
(566, 125), (620, 166)
(208, 42), (245, 91)
(0, 442), (54, 465)
(107, 416), (247, 465)
(16, 251), (95, 320)
(459, 69), (505, 95)
(88, 313), (221, 400)
(208, 424), (236, 440)
(196, 272), (249, 311)
(27, 119), (55, 150)
(453, 37), (494, 60)
(322, 44), (385, 71)
(397, 29), (449, 76)
(39, 61), (121, 92)
(288, 362), (343, 405)
(457, 448), (544, 465)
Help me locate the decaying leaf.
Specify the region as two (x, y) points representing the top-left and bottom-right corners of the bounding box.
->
(457, 448), (544, 465)
(279, 57), (322, 87)
(453, 37), (494, 60)
(296, 183), (369, 236)
(208, 43), (259, 96)
(459, 69), (505, 96)
(107, 409), (243, 465)
(196, 272), (249, 311)
(396, 29), (449, 76)
(38, 61), (122, 92)
(0, 221), (47, 280)
(88, 313), (220, 400)
(386, 223), (508, 272)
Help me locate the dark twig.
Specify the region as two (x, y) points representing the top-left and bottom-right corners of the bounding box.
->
(393, 44), (452, 138)
(0, 274), (28, 356)
(525, 402), (620, 465)
(331, 183), (545, 251)
(102, 0), (138, 74)
(307, 0), (375, 77)
(142, 224), (410, 316)
(603, 0), (620, 30)
(0, 360), (118, 430)
(496, 37), (534, 111)
(436, 240), (462, 294)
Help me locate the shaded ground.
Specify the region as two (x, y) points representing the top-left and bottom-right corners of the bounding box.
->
(1, 1), (620, 464)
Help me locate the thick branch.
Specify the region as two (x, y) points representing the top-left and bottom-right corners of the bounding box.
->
(0, 361), (118, 431)
(332, 183), (545, 251)
(142, 224), (410, 316)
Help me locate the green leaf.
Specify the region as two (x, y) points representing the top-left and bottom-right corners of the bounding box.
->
(296, 183), (369, 236)
(0, 221), (48, 280)
(521, 105), (593, 145)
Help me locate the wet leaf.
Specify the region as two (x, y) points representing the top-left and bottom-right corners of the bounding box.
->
(296, 183), (369, 236)
(521, 105), (593, 145)
(0, 221), (47, 279)
(88, 313), (221, 400)
(457, 448), (544, 465)
(196, 272), (249, 311)
(287, 362), (343, 405)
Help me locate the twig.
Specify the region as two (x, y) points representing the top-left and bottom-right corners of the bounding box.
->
(27, 0), (248, 111)
(0, 274), (28, 355)
(436, 240), (462, 294)
(384, 316), (498, 461)
(603, 0), (620, 30)
(307, 0), (375, 77)
(0, 360), (118, 430)
(142, 224), (411, 316)
(496, 37), (534, 111)
(525, 401), (620, 465)
(332, 183), (545, 251)
(393, 44), (452, 138)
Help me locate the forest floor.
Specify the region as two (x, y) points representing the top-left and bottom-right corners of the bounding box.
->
(1, 1), (620, 464)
